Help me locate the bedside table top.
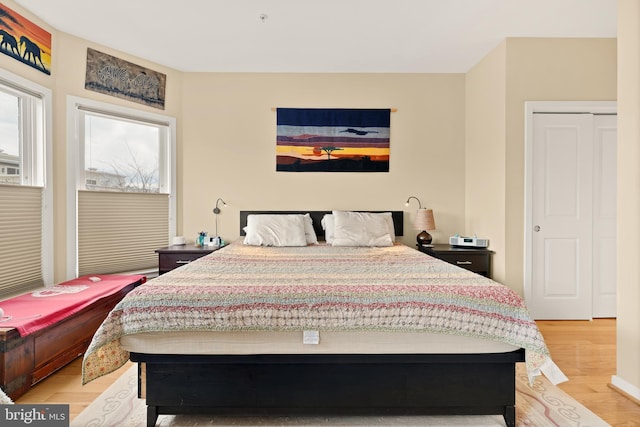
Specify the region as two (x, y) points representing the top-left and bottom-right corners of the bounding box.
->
(155, 243), (226, 254)
(418, 243), (494, 254)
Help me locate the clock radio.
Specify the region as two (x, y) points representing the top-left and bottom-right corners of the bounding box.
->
(449, 235), (489, 248)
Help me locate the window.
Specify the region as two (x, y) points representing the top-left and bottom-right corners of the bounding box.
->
(81, 111), (166, 193)
(67, 97), (176, 278)
(0, 78), (45, 187)
(0, 89), (20, 185)
(0, 69), (52, 298)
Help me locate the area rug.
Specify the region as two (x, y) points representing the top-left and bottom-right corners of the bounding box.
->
(71, 364), (609, 427)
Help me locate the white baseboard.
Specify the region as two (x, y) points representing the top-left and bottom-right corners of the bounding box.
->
(611, 375), (640, 401)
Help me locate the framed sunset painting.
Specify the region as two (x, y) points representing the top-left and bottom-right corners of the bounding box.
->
(0, 3), (51, 75)
(276, 108), (390, 172)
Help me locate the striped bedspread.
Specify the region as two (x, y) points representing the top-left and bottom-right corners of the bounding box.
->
(82, 241), (555, 384)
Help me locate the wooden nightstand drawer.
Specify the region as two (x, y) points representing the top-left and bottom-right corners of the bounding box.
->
(434, 253), (488, 273)
(159, 252), (205, 272)
(156, 244), (225, 274)
(417, 244), (494, 278)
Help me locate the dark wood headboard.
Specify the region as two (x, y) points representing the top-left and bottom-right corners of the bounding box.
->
(240, 211), (404, 238)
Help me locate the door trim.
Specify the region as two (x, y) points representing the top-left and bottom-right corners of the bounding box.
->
(523, 101), (617, 312)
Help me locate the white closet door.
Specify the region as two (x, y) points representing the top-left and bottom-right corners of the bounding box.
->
(592, 114), (617, 318)
(531, 114), (594, 320)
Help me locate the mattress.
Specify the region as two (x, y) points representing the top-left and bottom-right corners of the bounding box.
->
(120, 330), (519, 355)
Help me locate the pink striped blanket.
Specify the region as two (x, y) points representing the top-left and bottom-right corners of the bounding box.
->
(82, 242), (555, 384)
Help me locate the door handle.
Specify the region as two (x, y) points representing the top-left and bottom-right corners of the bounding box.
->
(534, 225), (541, 232)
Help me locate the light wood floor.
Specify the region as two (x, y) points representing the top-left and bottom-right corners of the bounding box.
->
(13, 319), (640, 425)
(537, 319), (640, 426)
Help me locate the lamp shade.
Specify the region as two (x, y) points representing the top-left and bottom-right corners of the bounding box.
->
(413, 208), (435, 231)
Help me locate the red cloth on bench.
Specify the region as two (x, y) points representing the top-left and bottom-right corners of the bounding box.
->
(0, 274), (146, 336)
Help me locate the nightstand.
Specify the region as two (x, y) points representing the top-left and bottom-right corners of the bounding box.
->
(417, 243), (494, 278)
(155, 243), (226, 275)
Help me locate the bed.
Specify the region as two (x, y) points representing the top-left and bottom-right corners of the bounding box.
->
(82, 210), (563, 427)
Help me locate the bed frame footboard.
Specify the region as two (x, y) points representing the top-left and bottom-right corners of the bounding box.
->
(131, 350), (524, 427)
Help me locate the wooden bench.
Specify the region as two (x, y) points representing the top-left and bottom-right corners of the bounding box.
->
(0, 275), (145, 400)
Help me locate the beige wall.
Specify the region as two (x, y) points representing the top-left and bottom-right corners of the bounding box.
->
(465, 33), (639, 396)
(615, 0), (640, 399)
(1, 0), (184, 282)
(465, 41), (507, 283)
(3, 0), (469, 279)
(180, 73), (466, 246)
(52, 33), (184, 281)
(504, 38), (617, 295)
(466, 38), (617, 295)
(4, 1), (616, 297)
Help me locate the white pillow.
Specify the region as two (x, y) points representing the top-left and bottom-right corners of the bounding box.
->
(330, 211), (394, 247)
(303, 213), (318, 245)
(380, 212), (396, 242)
(322, 212), (395, 244)
(243, 214), (307, 246)
(321, 214), (335, 243)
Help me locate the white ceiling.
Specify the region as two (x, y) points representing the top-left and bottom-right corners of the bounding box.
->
(14, 0), (617, 73)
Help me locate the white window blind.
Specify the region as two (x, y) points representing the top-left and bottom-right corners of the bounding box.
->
(78, 190), (169, 275)
(0, 185), (43, 298)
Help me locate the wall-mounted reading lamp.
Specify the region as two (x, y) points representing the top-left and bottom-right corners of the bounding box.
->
(405, 196), (422, 209)
(213, 198), (227, 240)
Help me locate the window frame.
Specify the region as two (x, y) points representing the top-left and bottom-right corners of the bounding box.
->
(66, 96), (176, 279)
(78, 108), (169, 194)
(0, 68), (53, 288)
(0, 75), (45, 187)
